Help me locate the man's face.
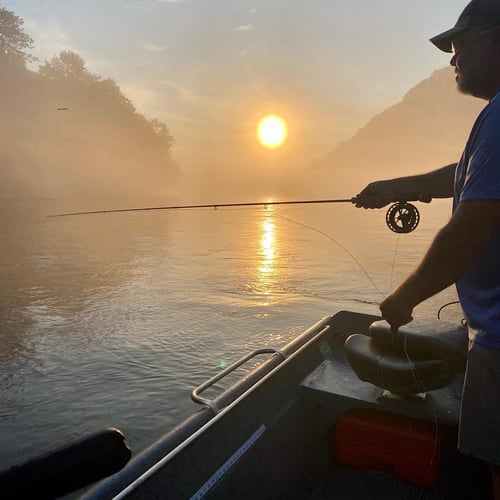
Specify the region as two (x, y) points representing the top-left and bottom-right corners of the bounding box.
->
(451, 29), (498, 99)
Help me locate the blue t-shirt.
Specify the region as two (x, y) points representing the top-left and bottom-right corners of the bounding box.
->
(454, 92), (500, 348)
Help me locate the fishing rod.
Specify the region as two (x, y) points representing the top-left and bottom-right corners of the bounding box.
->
(49, 197), (431, 234)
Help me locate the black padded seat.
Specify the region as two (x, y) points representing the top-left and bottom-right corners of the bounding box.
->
(344, 320), (468, 396)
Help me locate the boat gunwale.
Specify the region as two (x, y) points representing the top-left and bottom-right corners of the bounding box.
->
(84, 313), (338, 499)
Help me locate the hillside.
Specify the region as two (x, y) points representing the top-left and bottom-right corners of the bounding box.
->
(315, 67), (485, 193)
(0, 53), (179, 212)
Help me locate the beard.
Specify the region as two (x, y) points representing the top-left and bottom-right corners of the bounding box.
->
(455, 58), (495, 99)
(456, 72), (485, 97)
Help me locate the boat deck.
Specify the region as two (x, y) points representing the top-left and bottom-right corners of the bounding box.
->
(82, 311), (492, 500)
(206, 316), (489, 500)
(208, 354), (490, 500)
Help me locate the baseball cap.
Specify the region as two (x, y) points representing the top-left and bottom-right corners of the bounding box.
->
(430, 0), (500, 53)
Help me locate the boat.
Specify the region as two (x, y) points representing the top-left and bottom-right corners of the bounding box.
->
(0, 310), (493, 499)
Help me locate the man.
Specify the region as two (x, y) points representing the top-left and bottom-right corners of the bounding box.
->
(354, 1), (500, 498)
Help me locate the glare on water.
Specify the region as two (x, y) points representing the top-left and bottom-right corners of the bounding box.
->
(0, 201), (460, 468)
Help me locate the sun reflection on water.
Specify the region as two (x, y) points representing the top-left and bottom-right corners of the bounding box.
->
(256, 211), (279, 302)
(259, 219), (275, 274)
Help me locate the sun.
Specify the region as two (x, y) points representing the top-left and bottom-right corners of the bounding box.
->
(257, 115), (288, 149)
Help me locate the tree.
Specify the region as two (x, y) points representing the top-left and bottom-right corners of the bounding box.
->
(39, 50), (97, 82)
(150, 118), (175, 150)
(0, 6), (36, 65)
(98, 77), (135, 111)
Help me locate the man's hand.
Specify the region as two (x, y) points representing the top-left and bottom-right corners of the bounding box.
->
(380, 293), (414, 329)
(354, 180), (399, 209)
(353, 165), (456, 209)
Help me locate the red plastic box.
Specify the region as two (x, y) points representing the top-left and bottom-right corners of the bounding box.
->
(333, 408), (454, 488)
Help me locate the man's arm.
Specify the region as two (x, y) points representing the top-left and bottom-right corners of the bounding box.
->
(380, 200), (500, 327)
(354, 164), (457, 209)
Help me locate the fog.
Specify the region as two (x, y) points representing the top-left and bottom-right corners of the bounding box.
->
(0, 1), (480, 215)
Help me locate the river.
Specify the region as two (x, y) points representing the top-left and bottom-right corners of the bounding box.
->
(0, 199), (461, 470)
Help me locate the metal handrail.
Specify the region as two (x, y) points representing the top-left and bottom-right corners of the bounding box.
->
(83, 316), (334, 499)
(191, 348), (285, 413)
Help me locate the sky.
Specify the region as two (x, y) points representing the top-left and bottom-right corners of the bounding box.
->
(3, 0), (470, 200)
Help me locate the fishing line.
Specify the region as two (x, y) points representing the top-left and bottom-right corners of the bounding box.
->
(52, 191), (448, 496)
(273, 209), (439, 500)
(273, 212), (386, 298)
(256, 208), (442, 498)
(376, 327), (441, 500)
(389, 234), (401, 293)
(401, 333), (440, 500)
(385, 222), (453, 499)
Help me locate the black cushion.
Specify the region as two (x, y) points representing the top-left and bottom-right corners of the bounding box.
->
(369, 320), (468, 372)
(344, 320), (467, 395)
(345, 334), (452, 395)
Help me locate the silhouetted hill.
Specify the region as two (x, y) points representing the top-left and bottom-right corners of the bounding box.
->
(315, 67), (485, 193)
(0, 52), (179, 212)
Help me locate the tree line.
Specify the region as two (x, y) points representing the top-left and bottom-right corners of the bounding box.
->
(0, 5), (178, 208)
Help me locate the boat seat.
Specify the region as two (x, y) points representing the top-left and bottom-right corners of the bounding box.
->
(344, 320), (468, 396)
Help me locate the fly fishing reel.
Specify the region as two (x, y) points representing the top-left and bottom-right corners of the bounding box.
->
(385, 202), (420, 234)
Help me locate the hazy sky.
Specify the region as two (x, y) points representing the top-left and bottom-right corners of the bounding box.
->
(3, 0), (470, 199)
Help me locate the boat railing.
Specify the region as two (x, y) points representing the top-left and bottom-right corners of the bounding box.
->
(190, 317), (333, 416)
(83, 315), (334, 499)
(191, 348), (286, 413)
